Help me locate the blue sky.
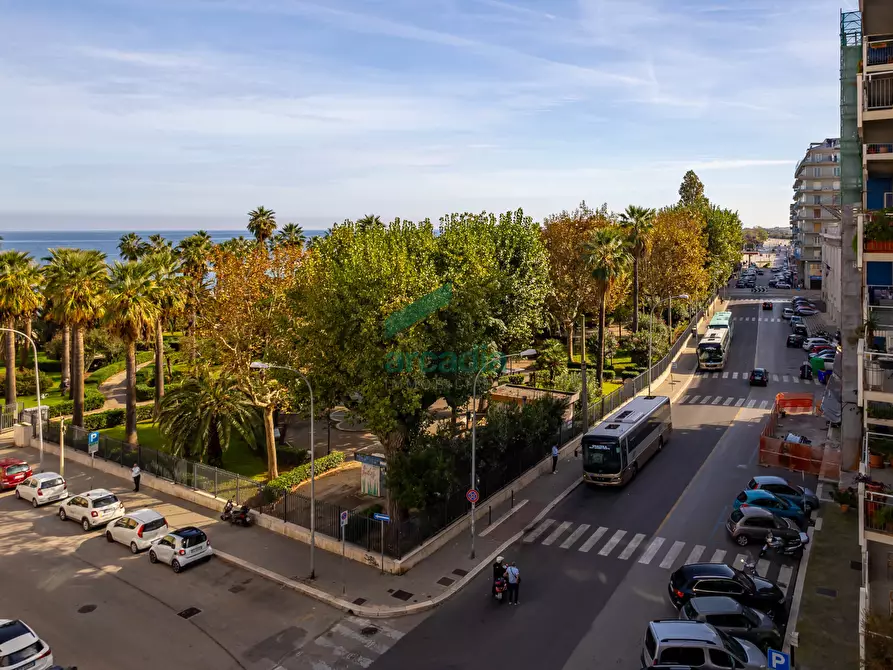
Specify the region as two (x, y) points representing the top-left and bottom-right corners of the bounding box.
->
(0, 0), (858, 230)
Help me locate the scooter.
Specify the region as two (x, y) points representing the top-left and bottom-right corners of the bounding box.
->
(759, 531), (806, 559)
(221, 499), (253, 527)
(493, 577), (507, 604)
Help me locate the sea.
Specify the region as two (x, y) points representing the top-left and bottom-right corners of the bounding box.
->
(0, 230), (328, 262)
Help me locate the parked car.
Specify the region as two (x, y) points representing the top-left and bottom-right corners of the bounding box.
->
(668, 562), (787, 620)
(775, 282), (791, 289)
(733, 490), (808, 527)
(149, 526), (213, 573)
(736, 281), (746, 289)
(679, 596), (782, 653)
(641, 620), (767, 669)
(767, 279), (777, 288)
(58, 489), (125, 532)
(803, 337), (831, 351)
(789, 315), (803, 327)
(749, 368), (768, 387)
(782, 308), (794, 319)
(792, 325), (809, 338)
(795, 307), (819, 317)
(809, 344), (835, 355)
(761, 301), (772, 310)
(786, 334), (805, 348)
(15, 472), (68, 507)
(0, 619), (53, 670)
(0, 458), (32, 491)
(106, 509), (169, 554)
(757, 270), (765, 275)
(746, 475), (819, 512)
(726, 506), (806, 549)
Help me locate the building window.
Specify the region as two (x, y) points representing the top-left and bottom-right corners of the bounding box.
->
(815, 154), (823, 162)
(813, 167), (822, 177)
(833, 181), (840, 190)
(833, 166), (841, 176)
(814, 181), (822, 190)
(813, 195), (821, 204)
(813, 208), (821, 219)
(833, 195), (840, 205)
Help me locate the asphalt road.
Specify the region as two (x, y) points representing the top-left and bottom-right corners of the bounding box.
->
(374, 252), (820, 670)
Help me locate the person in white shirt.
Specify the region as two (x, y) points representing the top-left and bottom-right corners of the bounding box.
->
(131, 464), (141, 492)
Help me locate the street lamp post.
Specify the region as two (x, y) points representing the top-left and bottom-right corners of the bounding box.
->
(1, 328), (44, 470)
(469, 348), (536, 559)
(250, 361), (316, 579)
(647, 295), (689, 396)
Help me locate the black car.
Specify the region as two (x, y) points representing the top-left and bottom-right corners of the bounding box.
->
(787, 334), (805, 348)
(735, 281), (746, 288)
(749, 368), (768, 386)
(668, 563), (787, 620)
(757, 270), (764, 275)
(679, 596), (783, 652)
(768, 279), (777, 288)
(792, 324), (808, 338)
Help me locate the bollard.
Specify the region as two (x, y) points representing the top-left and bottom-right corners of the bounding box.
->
(488, 506), (492, 525)
(511, 490), (514, 508)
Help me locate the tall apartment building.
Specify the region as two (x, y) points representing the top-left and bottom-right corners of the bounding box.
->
(791, 138), (841, 291)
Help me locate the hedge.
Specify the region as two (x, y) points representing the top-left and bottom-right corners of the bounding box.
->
(89, 351), (155, 385)
(621, 369), (639, 380)
(47, 389), (106, 418)
(0, 370), (55, 396)
(50, 404), (155, 432)
(507, 374), (525, 384)
(135, 384), (153, 402)
(601, 370), (616, 381)
(276, 446), (308, 469)
(265, 451), (345, 496)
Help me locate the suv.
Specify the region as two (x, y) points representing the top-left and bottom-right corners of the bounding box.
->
(726, 506), (806, 548)
(642, 620), (767, 669)
(0, 619), (53, 669)
(149, 526), (213, 573)
(668, 562), (787, 620)
(58, 488), (125, 532)
(680, 597), (782, 653)
(0, 458), (32, 490)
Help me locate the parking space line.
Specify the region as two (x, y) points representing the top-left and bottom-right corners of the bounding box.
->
(559, 523), (590, 549)
(618, 533), (646, 560)
(541, 520), (573, 546)
(684, 545), (705, 565)
(659, 540), (686, 569)
(778, 565), (794, 597)
(523, 519), (554, 543)
(579, 527), (608, 553)
(756, 558), (771, 577)
(638, 537), (666, 565)
(710, 549), (727, 563)
(598, 530), (627, 556)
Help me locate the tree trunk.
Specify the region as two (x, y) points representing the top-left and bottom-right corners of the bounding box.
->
(154, 320), (164, 419)
(125, 339), (137, 445)
(61, 324), (71, 393)
(632, 256), (640, 333)
(5, 317), (16, 406)
(263, 404), (279, 479)
(597, 295), (607, 384)
(565, 320), (574, 363)
(207, 419), (223, 467)
(20, 316), (31, 368)
(68, 330), (76, 399)
(73, 326), (85, 426)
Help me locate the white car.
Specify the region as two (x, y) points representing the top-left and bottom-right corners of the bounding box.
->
(105, 508), (169, 554)
(776, 282), (792, 289)
(149, 526), (213, 573)
(15, 472), (68, 507)
(782, 308), (794, 319)
(803, 337), (831, 351)
(0, 619), (53, 669)
(59, 488), (125, 532)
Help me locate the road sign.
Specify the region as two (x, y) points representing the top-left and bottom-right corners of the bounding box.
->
(466, 488), (480, 504)
(340, 511), (349, 527)
(373, 512), (390, 523)
(87, 431), (99, 455)
(767, 649), (790, 670)
(671, 362), (678, 371)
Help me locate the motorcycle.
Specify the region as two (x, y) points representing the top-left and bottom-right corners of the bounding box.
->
(759, 531), (806, 559)
(221, 499), (253, 527)
(493, 576), (508, 604)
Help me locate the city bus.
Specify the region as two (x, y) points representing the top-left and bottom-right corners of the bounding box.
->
(581, 395), (672, 486)
(708, 311), (734, 340)
(697, 327), (731, 370)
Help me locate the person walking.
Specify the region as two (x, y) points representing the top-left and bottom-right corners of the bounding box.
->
(504, 561), (520, 605)
(131, 463), (141, 492)
(551, 444), (559, 474)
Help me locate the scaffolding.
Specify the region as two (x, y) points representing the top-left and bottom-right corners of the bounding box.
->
(841, 10), (863, 207)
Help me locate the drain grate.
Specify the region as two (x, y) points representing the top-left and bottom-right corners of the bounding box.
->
(78, 604), (96, 614)
(816, 587), (838, 598)
(452, 568), (469, 577)
(391, 589), (413, 602)
(437, 577), (455, 587)
(352, 597), (367, 606)
(360, 626), (379, 637)
(229, 585), (245, 594)
(178, 607), (202, 619)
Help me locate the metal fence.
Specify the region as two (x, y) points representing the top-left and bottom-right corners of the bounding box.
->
(1, 402), (24, 432)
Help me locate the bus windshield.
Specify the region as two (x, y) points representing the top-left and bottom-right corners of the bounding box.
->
(697, 343), (724, 363)
(582, 438), (622, 474)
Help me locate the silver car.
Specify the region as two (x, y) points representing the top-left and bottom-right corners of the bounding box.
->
(642, 620), (767, 669)
(105, 509), (169, 553)
(14, 472), (68, 507)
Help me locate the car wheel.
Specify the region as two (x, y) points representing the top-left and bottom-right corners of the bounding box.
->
(106, 531), (114, 543)
(59, 508), (67, 521)
(31, 497), (38, 508)
(736, 534), (749, 546)
(149, 550), (158, 564)
(82, 518), (92, 532)
(14, 489), (20, 499)
(130, 542), (139, 554)
(172, 559), (182, 573)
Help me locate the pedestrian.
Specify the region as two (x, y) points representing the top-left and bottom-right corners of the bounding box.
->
(551, 444), (559, 474)
(131, 463), (141, 492)
(504, 561), (520, 605)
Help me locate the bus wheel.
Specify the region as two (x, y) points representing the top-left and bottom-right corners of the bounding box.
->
(657, 437), (664, 452)
(630, 463), (639, 480)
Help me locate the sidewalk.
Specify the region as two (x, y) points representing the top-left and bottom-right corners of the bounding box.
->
(6, 336), (703, 618)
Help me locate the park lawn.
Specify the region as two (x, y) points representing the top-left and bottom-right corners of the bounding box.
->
(16, 353), (101, 409)
(602, 381), (622, 396)
(100, 421), (168, 451)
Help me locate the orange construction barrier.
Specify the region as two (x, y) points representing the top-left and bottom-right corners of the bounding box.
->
(774, 392), (817, 415)
(757, 392), (839, 478)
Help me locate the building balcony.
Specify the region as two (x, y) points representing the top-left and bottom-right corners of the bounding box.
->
(866, 36), (893, 74)
(864, 208), (893, 252)
(864, 489), (893, 545)
(864, 73), (893, 121)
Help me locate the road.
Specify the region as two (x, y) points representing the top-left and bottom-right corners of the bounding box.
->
(373, 252), (821, 669)
(0, 444), (424, 669)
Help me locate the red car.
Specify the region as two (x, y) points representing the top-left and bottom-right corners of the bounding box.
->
(0, 457), (32, 490)
(810, 345), (835, 356)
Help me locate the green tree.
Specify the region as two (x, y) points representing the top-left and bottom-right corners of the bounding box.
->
(0, 251), (42, 405)
(176, 231), (213, 365)
(618, 205), (655, 333)
(218, 235), (256, 257)
(705, 206), (744, 288)
(584, 228), (631, 383)
(536, 339), (567, 382)
(356, 214), (383, 230)
(147, 234), (172, 253)
(678, 170), (707, 208)
(104, 261), (161, 445)
(118, 233), (149, 261)
(275, 223), (306, 249)
(158, 369), (257, 465)
(42, 249), (108, 424)
(145, 248), (186, 418)
(247, 206), (277, 244)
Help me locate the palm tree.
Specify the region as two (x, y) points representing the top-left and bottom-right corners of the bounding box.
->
(0, 251), (42, 405)
(147, 234), (172, 253)
(145, 249), (186, 418)
(537, 339), (567, 382)
(118, 233), (149, 261)
(247, 206), (277, 244)
(274, 222), (306, 249)
(218, 236), (255, 257)
(357, 214), (382, 231)
(158, 370), (257, 465)
(104, 261), (161, 445)
(176, 231), (213, 365)
(618, 205), (655, 333)
(584, 228), (632, 383)
(42, 249), (108, 423)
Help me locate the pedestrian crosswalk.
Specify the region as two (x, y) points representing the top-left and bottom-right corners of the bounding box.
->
(678, 395), (771, 409)
(521, 519), (796, 597)
(694, 370), (825, 386)
(288, 615), (407, 669)
(731, 316), (783, 322)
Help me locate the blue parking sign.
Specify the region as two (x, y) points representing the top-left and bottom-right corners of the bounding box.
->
(767, 649), (790, 670)
(88, 431), (99, 445)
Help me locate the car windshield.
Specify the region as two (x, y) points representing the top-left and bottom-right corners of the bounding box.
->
(5, 464), (28, 475)
(40, 478), (63, 489)
(93, 495), (118, 508)
(143, 518), (167, 532)
(717, 628), (747, 661)
(582, 438), (622, 474)
(0, 640), (42, 666)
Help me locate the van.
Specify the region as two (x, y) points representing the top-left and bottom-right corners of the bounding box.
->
(642, 620), (767, 669)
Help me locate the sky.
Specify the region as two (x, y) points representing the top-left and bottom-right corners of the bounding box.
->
(0, 0), (859, 231)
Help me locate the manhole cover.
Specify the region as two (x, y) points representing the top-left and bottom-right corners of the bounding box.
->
(360, 626), (379, 637)
(78, 604), (96, 614)
(437, 577), (455, 587)
(178, 607), (202, 619)
(352, 597), (367, 606)
(229, 585), (245, 594)
(816, 587), (838, 598)
(391, 589), (413, 602)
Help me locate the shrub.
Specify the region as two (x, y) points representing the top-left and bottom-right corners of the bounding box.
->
(89, 351), (155, 385)
(508, 374), (525, 384)
(621, 369), (639, 380)
(135, 384), (154, 402)
(47, 388), (106, 418)
(0, 370), (55, 396)
(601, 370), (616, 381)
(83, 409), (125, 431)
(265, 451), (345, 496)
(276, 446), (308, 469)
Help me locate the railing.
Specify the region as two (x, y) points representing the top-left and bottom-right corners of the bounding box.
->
(866, 143), (893, 155)
(1, 402), (24, 432)
(863, 349), (893, 393)
(867, 38), (893, 68)
(870, 305), (893, 328)
(865, 75), (893, 111)
(864, 490), (893, 536)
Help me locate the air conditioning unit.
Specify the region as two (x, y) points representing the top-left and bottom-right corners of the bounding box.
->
(885, 192), (893, 208)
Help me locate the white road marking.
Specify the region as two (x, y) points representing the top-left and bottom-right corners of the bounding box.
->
(618, 533), (646, 560)
(684, 545), (705, 565)
(638, 537), (666, 565)
(579, 526), (608, 553)
(772, 374), (780, 382)
(688, 395), (701, 404)
(480, 499), (528, 536)
(523, 518), (554, 543)
(598, 529), (627, 556)
(711, 396), (723, 405)
(759, 400), (769, 409)
(559, 523), (590, 549)
(314, 636), (373, 668)
(710, 549), (727, 563)
(792, 377), (799, 384)
(735, 398), (745, 407)
(783, 375), (790, 382)
(722, 372), (729, 379)
(701, 396), (713, 404)
(541, 520), (573, 546)
(712, 373), (720, 379)
(815, 517), (823, 531)
(723, 397), (734, 406)
(778, 565), (794, 597)
(757, 558), (771, 577)
(732, 372), (739, 379)
(659, 540), (686, 569)
(332, 624), (390, 655)
(746, 399), (756, 408)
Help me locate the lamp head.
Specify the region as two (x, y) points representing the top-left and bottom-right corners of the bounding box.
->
(249, 361), (271, 370)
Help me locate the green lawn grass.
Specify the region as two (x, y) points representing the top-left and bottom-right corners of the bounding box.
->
(15, 353), (101, 409)
(602, 381), (622, 396)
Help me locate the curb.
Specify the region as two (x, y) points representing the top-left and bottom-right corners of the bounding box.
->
(783, 520), (818, 654)
(215, 530), (524, 619)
